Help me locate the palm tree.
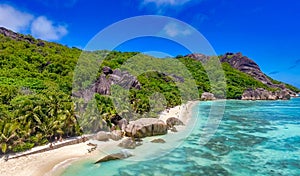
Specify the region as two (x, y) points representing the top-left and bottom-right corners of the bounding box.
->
(0, 119), (19, 153)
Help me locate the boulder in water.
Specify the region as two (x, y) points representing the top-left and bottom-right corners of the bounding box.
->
(151, 138), (166, 143)
(118, 138), (138, 149)
(95, 150), (133, 164)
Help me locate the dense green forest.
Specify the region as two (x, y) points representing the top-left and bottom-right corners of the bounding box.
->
(0, 31), (299, 154)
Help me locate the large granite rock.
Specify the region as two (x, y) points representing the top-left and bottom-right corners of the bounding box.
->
(201, 92), (216, 101)
(241, 88), (291, 100)
(125, 118), (168, 138)
(166, 117), (184, 129)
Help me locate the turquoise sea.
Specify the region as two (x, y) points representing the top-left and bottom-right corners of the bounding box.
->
(61, 98), (300, 176)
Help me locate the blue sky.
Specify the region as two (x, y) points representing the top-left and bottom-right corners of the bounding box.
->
(0, 0), (299, 88)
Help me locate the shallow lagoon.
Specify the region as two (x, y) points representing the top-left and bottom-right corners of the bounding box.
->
(62, 98), (300, 176)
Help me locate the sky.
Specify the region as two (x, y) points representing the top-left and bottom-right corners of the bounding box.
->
(0, 0), (299, 88)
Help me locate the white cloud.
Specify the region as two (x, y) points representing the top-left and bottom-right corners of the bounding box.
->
(30, 16), (68, 40)
(163, 22), (192, 37)
(142, 0), (191, 6)
(0, 4), (68, 41)
(0, 4), (34, 32)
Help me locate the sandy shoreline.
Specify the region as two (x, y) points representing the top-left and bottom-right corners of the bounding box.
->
(0, 101), (198, 176)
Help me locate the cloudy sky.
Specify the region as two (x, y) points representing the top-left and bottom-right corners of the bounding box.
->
(0, 0), (299, 88)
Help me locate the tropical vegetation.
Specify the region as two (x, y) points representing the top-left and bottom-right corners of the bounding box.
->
(0, 29), (299, 154)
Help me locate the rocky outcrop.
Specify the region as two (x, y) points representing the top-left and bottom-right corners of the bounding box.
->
(73, 66), (141, 102)
(220, 53), (274, 86)
(241, 88), (291, 100)
(201, 92), (216, 101)
(125, 118), (168, 138)
(0, 27), (35, 44)
(166, 117), (184, 129)
(219, 53), (296, 93)
(186, 53), (210, 63)
(95, 150), (133, 163)
(188, 52), (298, 98)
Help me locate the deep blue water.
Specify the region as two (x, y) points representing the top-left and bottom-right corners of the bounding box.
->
(61, 98), (300, 176)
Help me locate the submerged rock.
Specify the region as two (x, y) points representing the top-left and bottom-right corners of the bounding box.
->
(95, 150), (133, 163)
(151, 138), (166, 143)
(118, 138), (138, 149)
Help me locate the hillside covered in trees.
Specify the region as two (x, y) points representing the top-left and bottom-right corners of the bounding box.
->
(0, 27), (299, 154)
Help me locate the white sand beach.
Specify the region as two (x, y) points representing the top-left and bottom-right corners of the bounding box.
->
(159, 101), (198, 125)
(0, 141), (91, 176)
(0, 101), (198, 176)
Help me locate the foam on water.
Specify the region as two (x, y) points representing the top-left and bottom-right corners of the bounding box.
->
(61, 98), (300, 176)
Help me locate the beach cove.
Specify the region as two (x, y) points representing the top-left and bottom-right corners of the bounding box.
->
(0, 101), (198, 176)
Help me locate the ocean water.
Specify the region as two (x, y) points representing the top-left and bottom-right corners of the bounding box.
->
(61, 98), (300, 176)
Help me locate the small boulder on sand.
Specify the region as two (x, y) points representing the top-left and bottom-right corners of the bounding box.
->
(166, 117), (184, 129)
(95, 131), (109, 141)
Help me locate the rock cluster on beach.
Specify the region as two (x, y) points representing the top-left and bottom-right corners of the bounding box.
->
(241, 88), (291, 100)
(95, 117), (183, 163)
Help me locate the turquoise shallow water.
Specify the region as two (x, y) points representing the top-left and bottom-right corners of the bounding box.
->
(62, 98), (300, 176)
